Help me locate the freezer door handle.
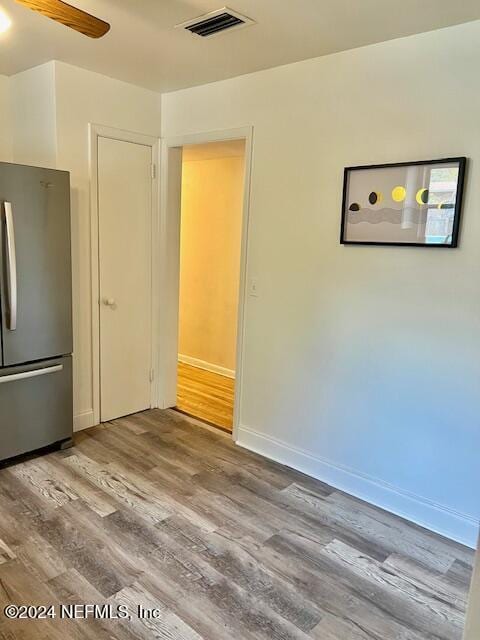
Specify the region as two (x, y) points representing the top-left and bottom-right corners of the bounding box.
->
(3, 202), (17, 331)
(0, 365), (63, 384)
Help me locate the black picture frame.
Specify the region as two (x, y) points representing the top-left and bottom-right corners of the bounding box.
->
(340, 157), (467, 247)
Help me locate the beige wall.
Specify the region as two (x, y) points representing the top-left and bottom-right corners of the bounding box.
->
(465, 539), (480, 639)
(1, 61), (161, 431)
(9, 62), (57, 169)
(163, 20), (480, 546)
(179, 143), (245, 373)
(0, 75), (11, 161)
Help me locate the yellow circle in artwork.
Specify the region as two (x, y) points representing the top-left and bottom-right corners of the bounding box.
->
(392, 186), (406, 202)
(416, 188), (429, 205)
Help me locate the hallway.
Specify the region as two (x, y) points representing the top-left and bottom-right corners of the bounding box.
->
(176, 362), (235, 431)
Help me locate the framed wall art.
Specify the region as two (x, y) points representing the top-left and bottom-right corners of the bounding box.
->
(340, 157), (467, 247)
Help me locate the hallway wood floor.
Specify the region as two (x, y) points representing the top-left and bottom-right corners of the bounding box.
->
(0, 409), (474, 640)
(176, 362), (235, 431)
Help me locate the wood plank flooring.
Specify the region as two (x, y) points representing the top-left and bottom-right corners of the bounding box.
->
(0, 408), (474, 639)
(176, 362), (235, 431)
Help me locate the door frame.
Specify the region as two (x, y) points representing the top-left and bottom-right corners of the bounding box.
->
(157, 126), (253, 441)
(89, 124), (160, 425)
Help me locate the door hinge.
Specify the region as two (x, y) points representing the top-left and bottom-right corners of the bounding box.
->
(151, 164), (156, 179)
(149, 369), (155, 382)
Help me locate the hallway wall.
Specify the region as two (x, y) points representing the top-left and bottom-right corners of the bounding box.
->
(178, 142), (245, 375)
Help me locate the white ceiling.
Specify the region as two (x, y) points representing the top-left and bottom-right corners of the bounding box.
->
(1, 0), (479, 93)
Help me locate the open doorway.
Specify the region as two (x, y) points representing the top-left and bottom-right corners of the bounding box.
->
(157, 127), (252, 439)
(175, 140), (246, 431)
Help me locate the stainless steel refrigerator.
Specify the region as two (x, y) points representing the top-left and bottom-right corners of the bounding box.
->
(0, 163), (73, 462)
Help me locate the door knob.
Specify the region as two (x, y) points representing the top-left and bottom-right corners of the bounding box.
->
(103, 298), (116, 307)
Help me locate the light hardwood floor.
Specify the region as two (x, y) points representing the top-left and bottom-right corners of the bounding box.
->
(176, 362), (235, 431)
(0, 409), (474, 640)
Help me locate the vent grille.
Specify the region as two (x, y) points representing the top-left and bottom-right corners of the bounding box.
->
(186, 12), (244, 37)
(177, 7), (254, 38)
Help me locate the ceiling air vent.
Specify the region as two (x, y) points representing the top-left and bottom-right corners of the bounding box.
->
(177, 7), (255, 38)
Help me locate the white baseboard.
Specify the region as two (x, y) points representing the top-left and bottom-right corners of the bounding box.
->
(237, 425), (479, 549)
(73, 410), (96, 432)
(178, 354), (235, 379)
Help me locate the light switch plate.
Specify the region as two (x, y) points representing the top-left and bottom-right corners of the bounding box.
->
(249, 277), (259, 297)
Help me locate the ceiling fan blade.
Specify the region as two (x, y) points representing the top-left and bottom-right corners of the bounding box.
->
(15, 0), (110, 38)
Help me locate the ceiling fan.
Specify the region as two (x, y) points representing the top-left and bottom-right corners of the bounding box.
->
(14, 0), (110, 38)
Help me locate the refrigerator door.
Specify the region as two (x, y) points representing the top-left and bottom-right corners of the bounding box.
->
(0, 163), (72, 366)
(0, 356), (72, 462)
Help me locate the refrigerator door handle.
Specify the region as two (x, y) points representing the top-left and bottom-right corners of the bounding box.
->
(4, 202), (17, 331)
(0, 364), (63, 384)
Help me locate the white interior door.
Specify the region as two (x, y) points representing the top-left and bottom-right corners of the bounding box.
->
(98, 136), (153, 422)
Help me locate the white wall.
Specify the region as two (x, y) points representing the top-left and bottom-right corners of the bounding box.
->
(53, 62), (161, 430)
(9, 62), (57, 168)
(162, 21), (480, 546)
(2, 61), (161, 431)
(0, 75), (11, 161)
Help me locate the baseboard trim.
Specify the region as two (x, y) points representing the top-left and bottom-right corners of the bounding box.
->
(73, 410), (96, 432)
(237, 425), (479, 549)
(178, 354), (235, 379)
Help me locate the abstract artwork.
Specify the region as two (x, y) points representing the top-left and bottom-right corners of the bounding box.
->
(340, 157), (466, 247)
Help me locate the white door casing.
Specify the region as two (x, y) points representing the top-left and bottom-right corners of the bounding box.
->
(158, 127), (253, 441)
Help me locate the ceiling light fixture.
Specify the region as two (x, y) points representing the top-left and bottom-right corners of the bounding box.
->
(0, 9), (11, 33)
